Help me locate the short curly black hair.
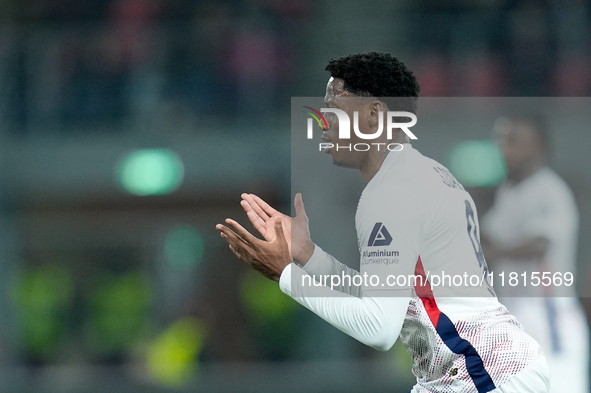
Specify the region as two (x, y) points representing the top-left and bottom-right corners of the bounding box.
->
(325, 52), (420, 113)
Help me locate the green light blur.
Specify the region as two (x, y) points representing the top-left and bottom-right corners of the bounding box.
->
(164, 225), (204, 270)
(12, 266), (73, 355)
(116, 149), (184, 196)
(241, 270), (297, 322)
(88, 272), (153, 354)
(446, 140), (506, 187)
(147, 317), (206, 387)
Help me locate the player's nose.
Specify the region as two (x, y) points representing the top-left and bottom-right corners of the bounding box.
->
(322, 112), (337, 129)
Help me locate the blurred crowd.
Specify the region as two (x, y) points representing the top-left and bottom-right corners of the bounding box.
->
(407, 0), (591, 96)
(1, 0), (309, 134)
(1, 0), (591, 136)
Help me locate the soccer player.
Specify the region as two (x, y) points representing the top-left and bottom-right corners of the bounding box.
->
(481, 114), (588, 393)
(216, 52), (550, 392)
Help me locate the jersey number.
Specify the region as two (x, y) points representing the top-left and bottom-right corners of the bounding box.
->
(465, 200), (495, 296)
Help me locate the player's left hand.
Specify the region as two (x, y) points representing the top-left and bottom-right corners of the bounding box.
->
(216, 217), (291, 282)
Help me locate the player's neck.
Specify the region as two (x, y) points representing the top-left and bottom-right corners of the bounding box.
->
(360, 134), (410, 181)
(510, 162), (543, 184)
(360, 149), (389, 181)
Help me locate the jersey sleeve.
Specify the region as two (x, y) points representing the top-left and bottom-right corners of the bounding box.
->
(279, 263), (410, 351)
(277, 188), (421, 351)
(301, 244), (362, 297)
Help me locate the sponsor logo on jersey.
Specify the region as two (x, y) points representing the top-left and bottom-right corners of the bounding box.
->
(362, 223), (399, 266)
(367, 222), (393, 247)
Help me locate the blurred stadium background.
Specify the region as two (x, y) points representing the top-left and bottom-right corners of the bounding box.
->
(0, 1), (590, 392)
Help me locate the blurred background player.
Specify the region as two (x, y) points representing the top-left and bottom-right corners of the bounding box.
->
(481, 114), (589, 393)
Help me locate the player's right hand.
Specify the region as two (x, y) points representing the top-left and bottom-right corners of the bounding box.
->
(240, 193), (315, 265)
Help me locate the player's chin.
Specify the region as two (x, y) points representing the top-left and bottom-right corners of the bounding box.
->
(331, 154), (359, 169)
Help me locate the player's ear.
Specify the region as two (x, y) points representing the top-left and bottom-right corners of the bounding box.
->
(368, 100), (385, 128)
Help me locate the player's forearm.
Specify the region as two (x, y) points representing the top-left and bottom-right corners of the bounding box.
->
(279, 263), (408, 351)
(300, 245), (362, 296)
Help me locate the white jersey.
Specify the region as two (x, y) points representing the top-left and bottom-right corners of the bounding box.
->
(481, 167), (588, 393)
(280, 144), (544, 393)
(481, 167), (578, 297)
